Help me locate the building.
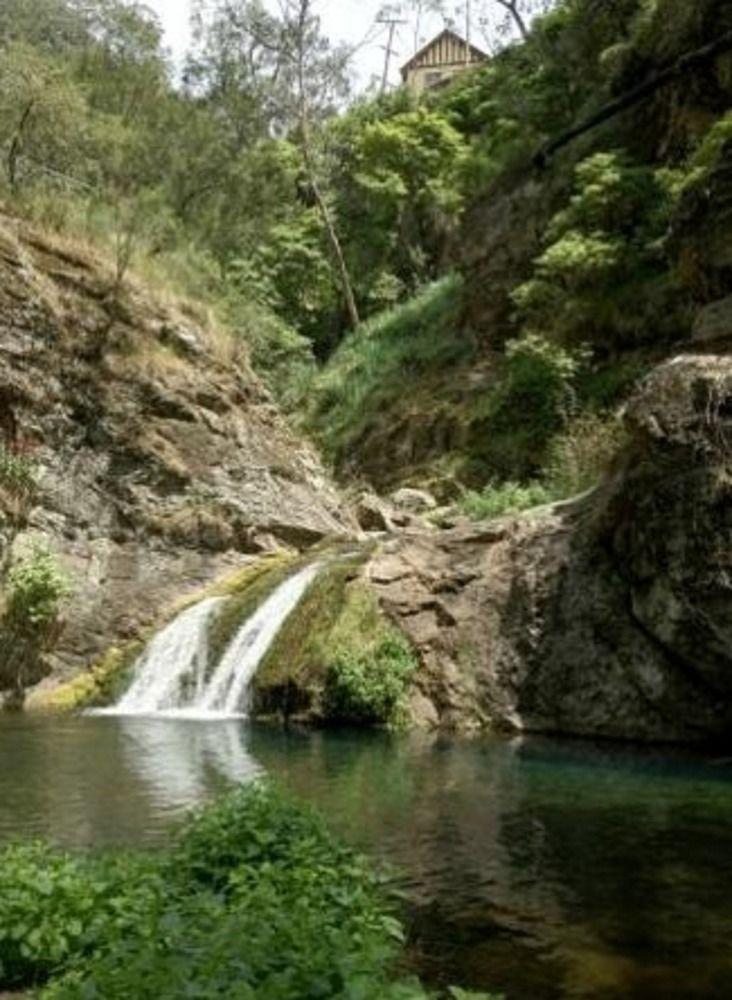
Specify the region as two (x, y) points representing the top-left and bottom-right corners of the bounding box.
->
(400, 29), (488, 95)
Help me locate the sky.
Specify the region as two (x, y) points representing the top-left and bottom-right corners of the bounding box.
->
(144, 0), (460, 90)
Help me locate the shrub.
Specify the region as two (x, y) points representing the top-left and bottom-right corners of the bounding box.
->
(0, 446), (37, 500)
(0, 844), (165, 988)
(469, 334), (587, 479)
(459, 412), (626, 521)
(458, 481), (551, 520)
(0, 784), (503, 999)
(513, 152), (684, 350)
(323, 634), (417, 726)
(5, 544), (70, 634)
(544, 413), (627, 498)
(501, 333), (585, 423)
(171, 783), (364, 893)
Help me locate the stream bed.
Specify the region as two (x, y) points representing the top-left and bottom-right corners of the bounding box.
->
(0, 714), (731, 999)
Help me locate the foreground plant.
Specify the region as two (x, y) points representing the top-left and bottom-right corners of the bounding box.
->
(0, 784), (500, 999)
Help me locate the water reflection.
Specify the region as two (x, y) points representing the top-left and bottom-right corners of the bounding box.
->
(117, 716), (262, 810)
(0, 715), (261, 847)
(1, 718), (732, 998)
(249, 729), (732, 1000)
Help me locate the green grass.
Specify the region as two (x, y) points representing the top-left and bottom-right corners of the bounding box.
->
(304, 276), (473, 466)
(458, 411), (626, 521)
(458, 481), (551, 520)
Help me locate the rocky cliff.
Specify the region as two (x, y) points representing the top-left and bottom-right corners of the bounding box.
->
(366, 354), (732, 743)
(0, 209), (350, 696)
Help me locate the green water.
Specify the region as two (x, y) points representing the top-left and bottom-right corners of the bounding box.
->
(1, 715), (731, 999)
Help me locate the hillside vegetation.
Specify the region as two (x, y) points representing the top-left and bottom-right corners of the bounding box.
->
(303, 0), (732, 502)
(3, 2), (731, 513)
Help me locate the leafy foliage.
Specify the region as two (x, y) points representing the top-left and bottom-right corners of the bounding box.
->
(0, 446), (37, 501)
(0, 785), (495, 998)
(0, 845), (165, 988)
(5, 544), (70, 633)
(459, 480), (550, 519)
(469, 333), (588, 479)
(335, 106), (467, 303)
(512, 152), (683, 349)
(324, 633), (417, 726)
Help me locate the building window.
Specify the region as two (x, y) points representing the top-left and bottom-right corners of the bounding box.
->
(425, 71), (443, 87)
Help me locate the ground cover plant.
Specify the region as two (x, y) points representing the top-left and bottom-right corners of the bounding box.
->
(0, 783), (499, 999)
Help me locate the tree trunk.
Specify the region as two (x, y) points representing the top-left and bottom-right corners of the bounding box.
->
(7, 102), (34, 190)
(294, 0), (360, 330)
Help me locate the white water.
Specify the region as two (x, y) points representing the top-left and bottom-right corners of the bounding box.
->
(99, 564), (320, 720)
(114, 597), (225, 715)
(199, 563), (321, 715)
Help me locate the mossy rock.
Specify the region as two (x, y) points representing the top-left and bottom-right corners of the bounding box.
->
(253, 555), (418, 728)
(25, 553), (296, 713)
(25, 643), (142, 713)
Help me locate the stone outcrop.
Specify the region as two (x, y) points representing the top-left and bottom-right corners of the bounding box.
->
(368, 355), (732, 743)
(0, 211), (351, 687)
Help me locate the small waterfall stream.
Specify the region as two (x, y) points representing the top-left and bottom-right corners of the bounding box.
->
(116, 597), (225, 715)
(103, 564), (320, 719)
(200, 563), (320, 715)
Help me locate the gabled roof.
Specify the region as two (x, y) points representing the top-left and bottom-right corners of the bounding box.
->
(400, 28), (488, 78)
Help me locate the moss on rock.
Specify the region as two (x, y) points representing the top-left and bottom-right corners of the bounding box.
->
(253, 555), (418, 728)
(25, 643), (142, 713)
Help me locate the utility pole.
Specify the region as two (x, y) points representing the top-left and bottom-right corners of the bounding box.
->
(465, 0), (471, 62)
(377, 16), (407, 95)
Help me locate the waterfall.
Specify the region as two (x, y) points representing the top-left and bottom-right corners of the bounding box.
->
(100, 563), (320, 719)
(199, 563), (320, 715)
(115, 597), (225, 715)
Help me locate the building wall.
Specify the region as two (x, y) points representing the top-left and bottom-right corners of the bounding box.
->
(405, 62), (470, 95)
(401, 31), (486, 95)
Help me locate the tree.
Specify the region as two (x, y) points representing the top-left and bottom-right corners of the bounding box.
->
(345, 107), (467, 290)
(280, 0), (360, 329)
(0, 43), (88, 190)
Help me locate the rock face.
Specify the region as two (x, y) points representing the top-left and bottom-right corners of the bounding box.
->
(0, 211), (351, 685)
(369, 355), (732, 743)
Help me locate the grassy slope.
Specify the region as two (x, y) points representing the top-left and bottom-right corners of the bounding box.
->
(303, 276), (494, 496)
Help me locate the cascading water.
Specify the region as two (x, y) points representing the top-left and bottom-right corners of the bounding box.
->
(199, 563), (320, 715)
(103, 563), (320, 719)
(115, 597), (225, 715)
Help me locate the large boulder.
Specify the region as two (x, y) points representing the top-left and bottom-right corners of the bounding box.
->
(369, 355), (732, 743)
